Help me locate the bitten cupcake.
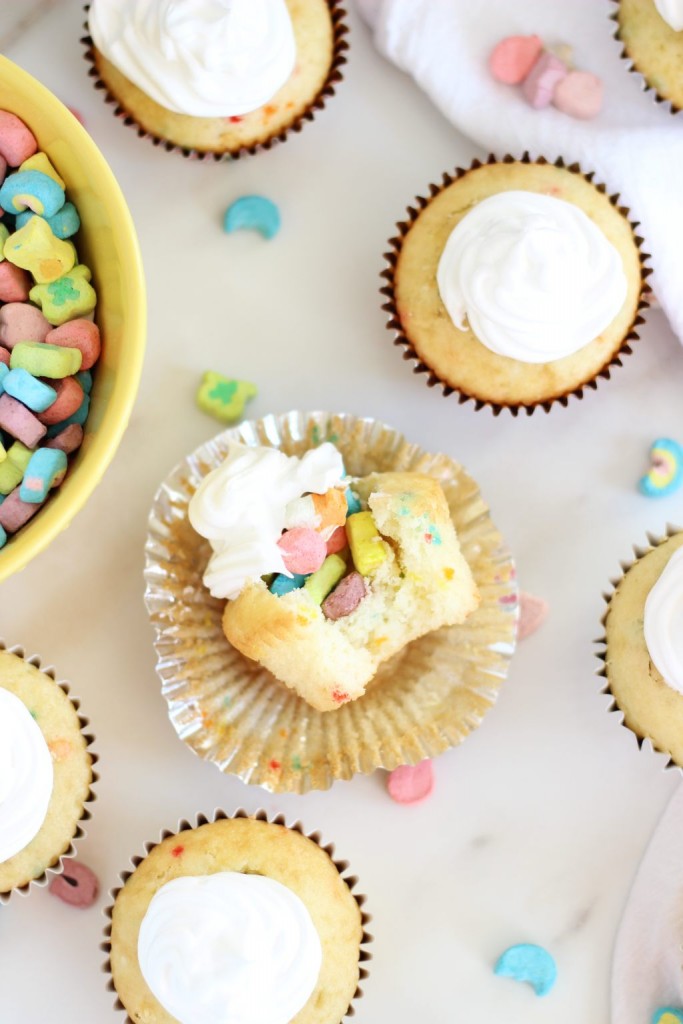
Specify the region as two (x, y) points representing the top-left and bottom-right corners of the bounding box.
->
(614, 0), (683, 111)
(84, 0), (348, 158)
(0, 644), (96, 899)
(188, 440), (480, 712)
(600, 530), (683, 765)
(144, 412), (517, 792)
(382, 155), (648, 414)
(104, 812), (371, 1024)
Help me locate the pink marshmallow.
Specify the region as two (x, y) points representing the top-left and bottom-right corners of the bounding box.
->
(49, 860), (99, 908)
(0, 111), (38, 167)
(277, 527), (327, 575)
(322, 571), (366, 620)
(326, 524), (347, 555)
(553, 70), (604, 119)
(387, 760), (435, 805)
(0, 487), (42, 533)
(522, 52), (568, 109)
(46, 319), (101, 370)
(37, 376), (83, 425)
(0, 261), (32, 303)
(489, 35), (543, 85)
(45, 423), (83, 455)
(0, 154), (6, 184)
(0, 302), (51, 349)
(0, 347), (9, 367)
(0, 393), (47, 447)
(517, 591), (549, 640)
(67, 108), (86, 127)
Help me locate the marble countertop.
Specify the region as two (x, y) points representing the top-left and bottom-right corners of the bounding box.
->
(1, 2), (682, 1022)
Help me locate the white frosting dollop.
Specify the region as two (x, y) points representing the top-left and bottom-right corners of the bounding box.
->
(138, 871), (322, 1024)
(436, 190), (628, 364)
(88, 0), (297, 118)
(188, 442), (345, 599)
(0, 689), (54, 864)
(654, 0), (683, 31)
(644, 546), (683, 694)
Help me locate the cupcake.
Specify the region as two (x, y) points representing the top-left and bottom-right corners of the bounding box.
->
(599, 529), (683, 765)
(381, 155), (649, 414)
(613, 0), (683, 112)
(83, 0), (348, 158)
(144, 411), (517, 792)
(103, 811), (371, 1024)
(188, 441), (480, 712)
(0, 643), (96, 900)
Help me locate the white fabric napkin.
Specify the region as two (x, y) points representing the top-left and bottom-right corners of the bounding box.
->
(357, 0), (683, 343)
(611, 779), (683, 1023)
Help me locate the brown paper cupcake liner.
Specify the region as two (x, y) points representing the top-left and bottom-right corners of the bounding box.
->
(380, 152), (652, 417)
(101, 808), (373, 1023)
(144, 411), (518, 793)
(80, 2), (349, 161)
(0, 638), (99, 904)
(595, 524), (683, 770)
(609, 2), (683, 116)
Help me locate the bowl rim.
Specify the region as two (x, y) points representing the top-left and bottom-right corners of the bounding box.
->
(0, 55), (146, 584)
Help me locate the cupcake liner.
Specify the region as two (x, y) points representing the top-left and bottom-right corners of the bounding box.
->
(101, 807), (373, 1023)
(380, 152), (652, 416)
(80, 2), (349, 161)
(0, 638), (99, 904)
(609, 2), (683, 116)
(144, 410), (518, 793)
(596, 524), (683, 771)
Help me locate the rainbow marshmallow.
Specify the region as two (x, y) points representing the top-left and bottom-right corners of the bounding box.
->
(639, 438), (683, 498)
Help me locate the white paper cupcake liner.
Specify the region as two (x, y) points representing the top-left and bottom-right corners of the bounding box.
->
(144, 411), (518, 793)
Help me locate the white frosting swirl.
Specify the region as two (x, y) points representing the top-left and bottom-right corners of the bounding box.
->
(436, 190), (628, 364)
(644, 546), (683, 694)
(88, 0), (297, 117)
(654, 0), (683, 31)
(138, 871), (322, 1024)
(189, 442), (345, 599)
(0, 689), (54, 863)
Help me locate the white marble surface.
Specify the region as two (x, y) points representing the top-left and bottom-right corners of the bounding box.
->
(1, 2), (682, 1022)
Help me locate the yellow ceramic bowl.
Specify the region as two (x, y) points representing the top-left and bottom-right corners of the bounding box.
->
(0, 56), (146, 583)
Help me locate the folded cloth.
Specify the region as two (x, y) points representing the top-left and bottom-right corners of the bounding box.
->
(611, 779), (683, 1023)
(357, 0), (683, 342)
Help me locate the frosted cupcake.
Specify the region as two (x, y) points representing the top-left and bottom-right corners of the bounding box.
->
(382, 156), (648, 414)
(84, 0), (348, 158)
(104, 812), (371, 1024)
(0, 645), (96, 899)
(600, 530), (683, 765)
(614, 0), (683, 111)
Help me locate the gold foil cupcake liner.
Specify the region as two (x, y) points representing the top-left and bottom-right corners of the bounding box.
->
(144, 410), (518, 793)
(0, 638), (99, 904)
(596, 524), (683, 770)
(80, 2), (349, 162)
(609, 2), (683, 116)
(101, 807), (373, 1023)
(381, 153), (652, 416)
